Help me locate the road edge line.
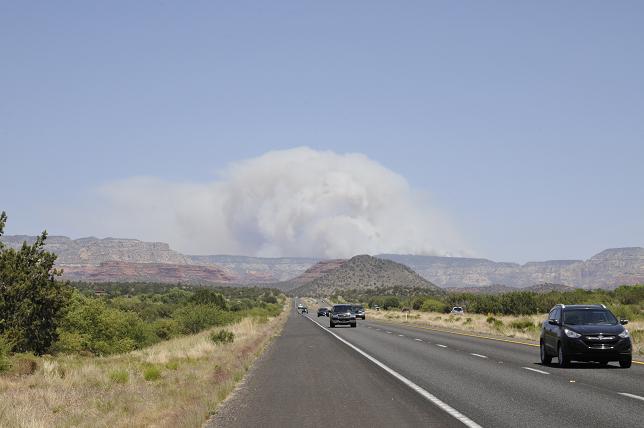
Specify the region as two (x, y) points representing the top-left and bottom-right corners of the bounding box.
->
(305, 316), (482, 428)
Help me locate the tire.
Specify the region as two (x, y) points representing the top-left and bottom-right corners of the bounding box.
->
(619, 356), (632, 368)
(598, 360), (608, 367)
(540, 340), (552, 365)
(557, 343), (569, 368)
(330, 322), (335, 328)
(351, 322), (357, 328)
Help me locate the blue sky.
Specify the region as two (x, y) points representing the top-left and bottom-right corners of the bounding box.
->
(1, 1), (643, 262)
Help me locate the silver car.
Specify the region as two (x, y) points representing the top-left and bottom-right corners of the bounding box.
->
(450, 306), (464, 315)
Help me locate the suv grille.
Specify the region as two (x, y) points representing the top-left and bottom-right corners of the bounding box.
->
(582, 335), (618, 348)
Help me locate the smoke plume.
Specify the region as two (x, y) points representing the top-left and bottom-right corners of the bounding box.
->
(92, 147), (466, 258)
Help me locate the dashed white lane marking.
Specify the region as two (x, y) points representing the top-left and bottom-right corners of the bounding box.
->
(376, 328), (381, 331)
(470, 353), (488, 359)
(386, 331), (392, 334)
(305, 316), (482, 428)
(398, 334), (405, 337)
(619, 392), (644, 402)
(414, 338), (423, 342)
(522, 367), (550, 375)
(437, 344), (447, 348)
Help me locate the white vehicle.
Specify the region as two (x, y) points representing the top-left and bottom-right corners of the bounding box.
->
(450, 306), (464, 315)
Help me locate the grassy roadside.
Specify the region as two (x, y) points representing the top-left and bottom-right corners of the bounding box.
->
(365, 309), (643, 358)
(0, 303), (289, 427)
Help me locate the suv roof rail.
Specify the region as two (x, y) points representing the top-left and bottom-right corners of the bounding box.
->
(560, 304), (565, 308)
(600, 304), (606, 309)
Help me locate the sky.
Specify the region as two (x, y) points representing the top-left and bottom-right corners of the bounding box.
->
(1, 1), (643, 263)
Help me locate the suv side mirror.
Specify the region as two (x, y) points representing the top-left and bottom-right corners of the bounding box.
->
(548, 319), (559, 326)
(620, 319), (629, 325)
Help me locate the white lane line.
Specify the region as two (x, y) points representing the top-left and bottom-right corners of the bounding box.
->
(376, 328), (381, 331)
(305, 316), (482, 428)
(436, 344), (447, 348)
(522, 367), (550, 375)
(619, 392), (644, 402)
(386, 331), (392, 334)
(470, 353), (488, 359)
(414, 338), (423, 342)
(398, 334), (405, 337)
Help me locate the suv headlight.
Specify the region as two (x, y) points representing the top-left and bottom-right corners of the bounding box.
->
(619, 329), (630, 339)
(564, 328), (581, 338)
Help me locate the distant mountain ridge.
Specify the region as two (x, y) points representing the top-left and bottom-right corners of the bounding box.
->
(1, 235), (642, 289)
(378, 248), (644, 289)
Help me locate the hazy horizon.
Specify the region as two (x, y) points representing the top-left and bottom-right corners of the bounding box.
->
(2, 1), (643, 263)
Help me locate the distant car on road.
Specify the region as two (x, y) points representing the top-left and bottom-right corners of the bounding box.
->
(373, 305), (380, 311)
(330, 304), (356, 328)
(450, 306), (464, 315)
(317, 307), (330, 317)
(540, 304), (632, 368)
(353, 304), (365, 320)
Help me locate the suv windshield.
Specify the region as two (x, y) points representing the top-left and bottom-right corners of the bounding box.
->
(563, 309), (618, 325)
(333, 305), (353, 313)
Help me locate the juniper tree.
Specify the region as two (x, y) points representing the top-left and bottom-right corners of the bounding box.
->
(0, 211), (71, 354)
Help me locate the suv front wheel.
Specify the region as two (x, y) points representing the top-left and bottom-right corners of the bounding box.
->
(557, 343), (569, 368)
(619, 356), (632, 368)
(540, 340), (552, 365)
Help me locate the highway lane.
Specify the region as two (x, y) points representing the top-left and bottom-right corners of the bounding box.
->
(209, 306), (464, 427)
(312, 315), (644, 428)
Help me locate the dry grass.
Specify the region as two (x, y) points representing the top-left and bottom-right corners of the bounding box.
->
(367, 309), (644, 357)
(0, 305), (289, 428)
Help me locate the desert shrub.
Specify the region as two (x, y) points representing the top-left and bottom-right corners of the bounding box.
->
(151, 318), (179, 340)
(173, 305), (236, 334)
(210, 329), (235, 345)
(262, 294), (278, 304)
(165, 360), (179, 370)
(486, 316), (504, 329)
(191, 289), (227, 309)
(244, 304), (281, 320)
(382, 296), (401, 310)
(411, 296), (425, 310)
(109, 370), (129, 384)
(143, 365), (161, 381)
(0, 336), (11, 372)
(421, 298), (448, 313)
(463, 317), (473, 325)
(57, 292), (157, 355)
(509, 318), (534, 330)
(499, 292), (538, 315)
(11, 354), (38, 375)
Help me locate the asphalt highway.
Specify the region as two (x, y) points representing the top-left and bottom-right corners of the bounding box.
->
(211, 304), (643, 427)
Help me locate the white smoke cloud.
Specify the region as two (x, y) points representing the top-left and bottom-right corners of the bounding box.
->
(89, 147), (467, 258)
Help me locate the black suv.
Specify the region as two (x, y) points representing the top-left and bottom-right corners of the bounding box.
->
(540, 304), (632, 368)
(330, 304), (357, 328)
(317, 307), (329, 317)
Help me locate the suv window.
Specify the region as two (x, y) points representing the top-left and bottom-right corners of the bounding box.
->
(563, 309), (617, 325)
(333, 305), (353, 313)
(548, 308), (557, 320)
